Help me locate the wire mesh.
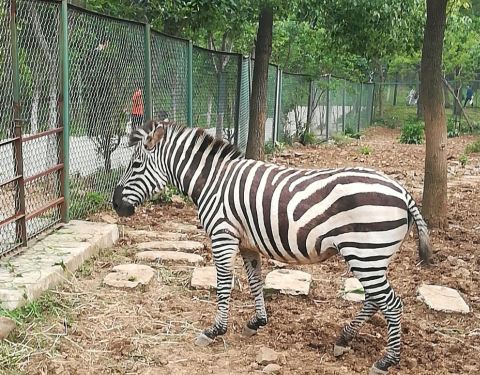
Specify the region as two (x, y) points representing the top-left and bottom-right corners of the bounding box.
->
(0, 0), (18, 255)
(17, 0), (61, 239)
(236, 57), (250, 152)
(192, 47), (239, 143)
(279, 72), (310, 143)
(68, 7), (144, 219)
(151, 31), (188, 125)
(310, 77), (328, 139)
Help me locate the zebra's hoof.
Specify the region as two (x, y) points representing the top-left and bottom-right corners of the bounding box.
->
(369, 364), (388, 375)
(195, 333), (214, 347)
(242, 325), (257, 337)
(333, 344), (350, 357)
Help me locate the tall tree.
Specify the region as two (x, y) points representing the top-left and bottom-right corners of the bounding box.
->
(421, 0), (448, 228)
(245, 5), (273, 161)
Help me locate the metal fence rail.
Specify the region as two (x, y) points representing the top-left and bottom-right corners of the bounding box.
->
(0, 0), (374, 257)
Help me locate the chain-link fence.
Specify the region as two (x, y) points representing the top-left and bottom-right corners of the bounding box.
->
(0, 0), (374, 256)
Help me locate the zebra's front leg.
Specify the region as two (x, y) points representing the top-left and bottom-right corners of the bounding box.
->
(195, 233), (239, 347)
(240, 250), (267, 337)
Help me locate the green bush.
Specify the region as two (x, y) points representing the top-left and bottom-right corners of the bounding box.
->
(344, 125), (361, 139)
(447, 118), (459, 138)
(459, 154), (468, 168)
(400, 120), (424, 144)
(359, 145), (372, 155)
(265, 141), (286, 155)
(465, 139), (480, 154)
(300, 131), (316, 145)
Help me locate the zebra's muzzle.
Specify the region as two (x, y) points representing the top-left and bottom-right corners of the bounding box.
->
(112, 185), (135, 217)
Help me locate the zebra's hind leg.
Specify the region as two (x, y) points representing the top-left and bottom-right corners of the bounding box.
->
(334, 299), (379, 357)
(240, 249), (267, 337)
(195, 232), (239, 347)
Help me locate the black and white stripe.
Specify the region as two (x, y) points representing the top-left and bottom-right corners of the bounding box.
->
(113, 121), (432, 374)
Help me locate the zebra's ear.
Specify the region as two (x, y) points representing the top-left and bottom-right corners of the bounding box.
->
(144, 124), (165, 150)
(128, 120), (158, 147)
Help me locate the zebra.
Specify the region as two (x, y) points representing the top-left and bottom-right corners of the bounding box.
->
(112, 120), (432, 375)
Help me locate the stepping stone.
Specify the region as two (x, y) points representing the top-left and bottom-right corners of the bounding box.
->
(191, 266), (217, 289)
(136, 240), (204, 253)
(264, 269), (312, 296)
(417, 284), (470, 314)
(163, 222), (200, 234)
(135, 251), (204, 266)
(126, 230), (188, 241)
(0, 317), (16, 340)
(256, 346), (281, 365)
(341, 277), (365, 302)
(104, 264), (155, 289)
(263, 364), (282, 374)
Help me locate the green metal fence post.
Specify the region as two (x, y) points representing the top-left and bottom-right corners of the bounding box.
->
(186, 40), (193, 127)
(10, 0), (27, 245)
(272, 65), (280, 142)
(342, 79), (346, 133)
(233, 54), (242, 146)
(143, 23), (153, 121)
(60, 0), (70, 222)
(307, 78), (313, 134)
(277, 69), (283, 142)
(326, 74), (330, 140)
(370, 83), (375, 125)
(357, 82), (363, 132)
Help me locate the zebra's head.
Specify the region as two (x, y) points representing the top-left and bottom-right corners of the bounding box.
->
(112, 120), (168, 217)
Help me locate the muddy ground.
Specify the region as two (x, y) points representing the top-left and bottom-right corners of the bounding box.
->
(3, 127), (480, 375)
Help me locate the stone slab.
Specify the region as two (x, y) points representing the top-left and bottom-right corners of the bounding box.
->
(0, 220), (119, 310)
(136, 240), (204, 252)
(135, 251), (204, 266)
(163, 222), (200, 234)
(417, 284), (470, 314)
(342, 277), (365, 302)
(125, 229), (188, 242)
(104, 264), (155, 289)
(264, 269), (312, 296)
(191, 266), (217, 290)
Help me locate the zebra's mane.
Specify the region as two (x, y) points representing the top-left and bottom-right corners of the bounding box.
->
(166, 123), (244, 160)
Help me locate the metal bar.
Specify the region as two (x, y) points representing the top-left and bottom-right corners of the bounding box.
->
(0, 212), (26, 229)
(233, 55), (242, 146)
(24, 164), (64, 184)
(277, 69), (283, 141)
(10, 0), (27, 247)
(307, 78), (313, 133)
(370, 83), (375, 125)
(186, 40), (193, 127)
(144, 23), (153, 121)
(326, 74), (330, 140)
(26, 197), (64, 221)
(21, 127), (63, 142)
(67, 3), (146, 27)
(60, 0), (69, 222)
(0, 137), (20, 147)
(0, 175), (22, 188)
(357, 82), (363, 132)
(342, 79), (346, 133)
(272, 64), (280, 142)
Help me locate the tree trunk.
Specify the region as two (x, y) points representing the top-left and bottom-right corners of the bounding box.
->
(245, 6), (273, 161)
(421, 0), (448, 229)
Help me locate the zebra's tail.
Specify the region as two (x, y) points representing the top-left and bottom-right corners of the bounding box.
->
(406, 195), (433, 266)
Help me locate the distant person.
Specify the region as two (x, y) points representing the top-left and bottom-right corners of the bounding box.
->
(407, 88), (418, 105)
(464, 85), (474, 107)
(131, 89), (144, 130)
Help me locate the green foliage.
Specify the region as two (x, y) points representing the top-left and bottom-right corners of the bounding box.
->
(300, 131), (316, 145)
(151, 184), (182, 205)
(447, 117), (460, 138)
(0, 292), (61, 325)
(359, 145), (372, 155)
(332, 133), (354, 146)
(465, 139), (480, 154)
(344, 125), (362, 139)
(265, 141), (286, 155)
(459, 153), (468, 167)
(400, 119), (424, 144)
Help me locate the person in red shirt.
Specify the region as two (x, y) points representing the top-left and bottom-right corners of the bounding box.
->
(131, 89), (144, 131)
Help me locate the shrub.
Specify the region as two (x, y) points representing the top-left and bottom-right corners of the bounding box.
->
(400, 120), (424, 144)
(300, 131), (316, 145)
(265, 141), (286, 155)
(344, 125), (362, 139)
(465, 139), (480, 154)
(459, 154), (468, 168)
(332, 134), (353, 146)
(359, 145), (372, 155)
(447, 118), (459, 138)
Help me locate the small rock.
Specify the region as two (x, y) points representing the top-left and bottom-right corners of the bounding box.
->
(0, 317), (16, 340)
(342, 278), (365, 302)
(405, 357), (417, 369)
(256, 346), (280, 365)
(263, 364), (282, 373)
(191, 266), (217, 289)
(417, 284), (470, 314)
(265, 269), (312, 296)
(104, 264), (155, 289)
(100, 214), (118, 224)
(136, 240), (204, 253)
(136, 251), (204, 266)
(268, 259), (287, 268)
(164, 222), (200, 233)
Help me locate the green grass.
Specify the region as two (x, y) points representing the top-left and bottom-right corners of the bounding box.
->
(359, 145), (372, 155)
(465, 139), (480, 154)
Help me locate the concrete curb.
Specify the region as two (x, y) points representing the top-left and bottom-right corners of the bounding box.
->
(0, 220), (119, 310)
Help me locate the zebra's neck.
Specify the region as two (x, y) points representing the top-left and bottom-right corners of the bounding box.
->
(160, 125), (243, 205)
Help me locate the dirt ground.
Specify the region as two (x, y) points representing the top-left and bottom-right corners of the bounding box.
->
(4, 127), (480, 375)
